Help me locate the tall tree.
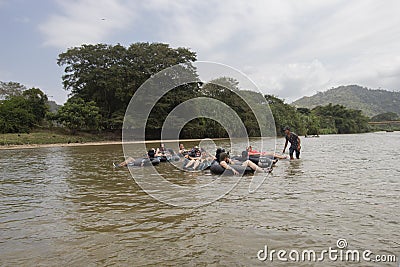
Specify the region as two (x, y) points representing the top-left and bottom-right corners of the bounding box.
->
(57, 43), (197, 129)
(0, 95), (35, 133)
(22, 88), (49, 124)
(312, 104), (369, 134)
(0, 81), (26, 99)
(265, 95), (306, 135)
(56, 97), (101, 134)
(0, 87), (49, 133)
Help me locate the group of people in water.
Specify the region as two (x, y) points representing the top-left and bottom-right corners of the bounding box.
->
(114, 144), (178, 167)
(114, 126), (302, 173)
(179, 145), (216, 170)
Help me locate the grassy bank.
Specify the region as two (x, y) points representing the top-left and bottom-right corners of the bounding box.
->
(0, 129), (120, 146)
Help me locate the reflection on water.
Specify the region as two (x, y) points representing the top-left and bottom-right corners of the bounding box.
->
(0, 132), (399, 266)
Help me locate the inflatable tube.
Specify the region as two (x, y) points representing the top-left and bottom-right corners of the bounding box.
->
(210, 163), (254, 176)
(197, 161), (212, 171)
(257, 157), (273, 169)
(231, 155), (260, 163)
(249, 155), (260, 164)
(248, 152), (278, 161)
(183, 159), (212, 171)
(230, 155), (244, 161)
(127, 157), (160, 167)
(171, 155), (180, 161)
(132, 158), (148, 167)
(249, 154), (273, 162)
(158, 155), (180, 162)
(232, 154), (273, 166)
(150, 157), (160, 166)
(159, 155), (170, 162)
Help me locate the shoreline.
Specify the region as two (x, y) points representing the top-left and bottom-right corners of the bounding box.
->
(1, 131), (393, 151)
(0, 138), (229, 151)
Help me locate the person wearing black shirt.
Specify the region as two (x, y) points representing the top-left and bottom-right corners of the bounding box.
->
(283, 126), (301, 160)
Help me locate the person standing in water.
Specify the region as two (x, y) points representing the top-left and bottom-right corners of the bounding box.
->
(282, 126), (301, 160)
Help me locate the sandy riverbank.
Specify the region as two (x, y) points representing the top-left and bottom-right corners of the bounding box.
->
(0, 141), (123, 150)
(0, 138), (227, 150)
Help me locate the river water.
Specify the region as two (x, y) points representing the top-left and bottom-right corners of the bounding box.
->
(0, 132), (399, 266)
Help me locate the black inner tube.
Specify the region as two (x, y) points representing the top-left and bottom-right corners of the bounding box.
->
(210, 162), (254, 176)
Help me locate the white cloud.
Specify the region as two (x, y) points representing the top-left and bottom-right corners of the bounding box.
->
(39, 0), (135, 49)
(38, 0), (400, 101)
(134, 0), (400, 100)
(248, 60), (332, 101)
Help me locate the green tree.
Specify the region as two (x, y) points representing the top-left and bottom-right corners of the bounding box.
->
(57, 43), (197, 130)
(0, 81), (26, 99)
(22, 88), (49, 124)
(0, 95), (35, 133)
(312, 104), (369, 134)
(297, 107), (311, 115)
(0, 87), (49, 133)
(199, 77), (268, 138)
(303, 113), (321, 135)
(265, 95), (306, 135)
(56, 97), (101, 134)
(370, 112), (399, 122)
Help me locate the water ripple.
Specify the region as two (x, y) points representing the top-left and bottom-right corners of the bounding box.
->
(0, 133), (399, 266)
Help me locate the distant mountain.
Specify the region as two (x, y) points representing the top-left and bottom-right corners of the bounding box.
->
(292, 85), (400, 117)
(47, 100), (61, 113)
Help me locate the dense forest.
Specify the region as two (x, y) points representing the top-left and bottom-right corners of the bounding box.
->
(0, 43), (379, 138)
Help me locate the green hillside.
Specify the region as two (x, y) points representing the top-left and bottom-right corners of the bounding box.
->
(292, 85), (400, 117)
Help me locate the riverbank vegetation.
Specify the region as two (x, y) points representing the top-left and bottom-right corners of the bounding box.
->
(266, 96), (370, 135)
(0, 129), (117, 146)
(1, 42), (393, 145)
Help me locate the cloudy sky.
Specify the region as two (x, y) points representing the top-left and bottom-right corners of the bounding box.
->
(1, 0), (400, 103)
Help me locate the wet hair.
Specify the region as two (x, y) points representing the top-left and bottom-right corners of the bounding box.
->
(216, 147), (225, 155)
(215, 148), (225, 162)
(219, 152), (229, 162)
(148, 149), (156, 158)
